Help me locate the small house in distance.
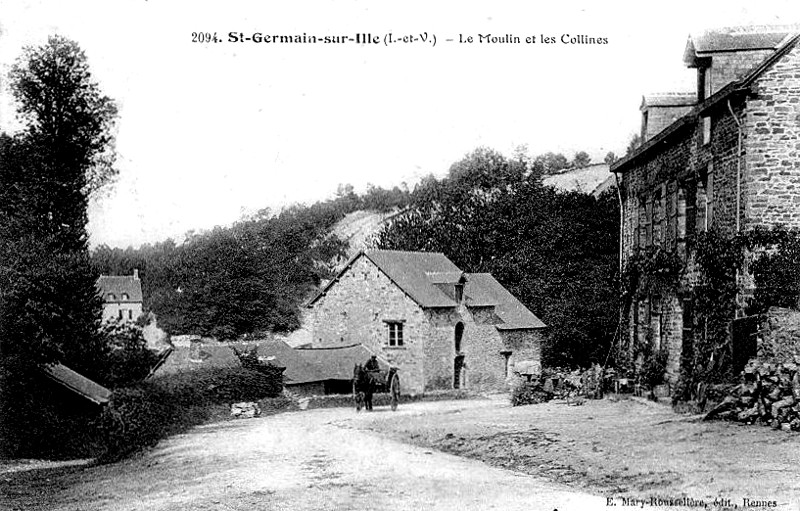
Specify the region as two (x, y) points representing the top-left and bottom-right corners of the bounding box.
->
(306, 250), (545, 393)
(97, 269), (143, 323)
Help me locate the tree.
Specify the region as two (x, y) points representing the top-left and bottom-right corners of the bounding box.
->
(531, 152), (569, 176)
(625, 133), (642, 157)
(604, 151), (618, 166)
(1, 36), (118, 377)
(376, 148), (619, 368)
(572, 151), (591, 168)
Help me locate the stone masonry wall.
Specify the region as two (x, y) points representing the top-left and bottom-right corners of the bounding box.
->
(757, 307), (800, 363)
(310, 255), (428, 393)
(744, 44), (800, 229)
(692, 99), (744, 235)
(500, 329), (542, 376)
(707, 50), (775, 97)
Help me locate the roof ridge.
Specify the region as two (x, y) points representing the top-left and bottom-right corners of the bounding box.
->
(295, 343), (363, 350)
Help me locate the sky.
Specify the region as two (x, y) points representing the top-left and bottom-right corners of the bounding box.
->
(0, 0), (798, 248)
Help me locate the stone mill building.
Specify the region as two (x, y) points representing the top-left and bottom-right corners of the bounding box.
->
(306, 250), (545, 393)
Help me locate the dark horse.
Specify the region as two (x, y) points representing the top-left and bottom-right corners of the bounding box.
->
(353, 363), (375, 411)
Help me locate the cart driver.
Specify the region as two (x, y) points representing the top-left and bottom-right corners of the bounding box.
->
(364, 354), (380, 372)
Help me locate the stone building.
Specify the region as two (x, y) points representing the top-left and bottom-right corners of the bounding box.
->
(306, 250), (545, 394)
(611, 26), (800, 383)
(96, 269), (143, 323)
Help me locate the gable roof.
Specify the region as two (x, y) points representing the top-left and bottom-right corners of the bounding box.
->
(307, 249), (544, 329)
(295, 344), (390, 381)
(684, 27), (797, 65)
(43, 364), (112, 405)
(465, 273), (546, 329)
(97, 275), (143, 303)
(308, 250), (463, 308)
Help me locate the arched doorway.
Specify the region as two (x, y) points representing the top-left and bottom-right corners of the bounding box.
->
(454, 322), (465, 389)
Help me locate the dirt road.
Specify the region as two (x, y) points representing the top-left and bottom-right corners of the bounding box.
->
(2, 399), (604, 511)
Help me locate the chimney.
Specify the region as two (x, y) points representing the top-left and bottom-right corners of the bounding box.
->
(133, 268), (139, 280)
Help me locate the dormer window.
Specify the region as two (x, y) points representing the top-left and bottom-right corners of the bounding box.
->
(107, 293), (116, 301)
(121, 293), (129, 300)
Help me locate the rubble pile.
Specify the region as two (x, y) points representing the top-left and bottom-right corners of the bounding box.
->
(704, 359), (800, 431)
(230, 402), (261, 418)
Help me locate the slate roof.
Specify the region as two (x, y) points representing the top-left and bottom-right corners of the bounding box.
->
(295, 344), (390, 381)
(640, 92), (696, 109)
(308, 249), (545, 330)
(465, 273), (546, 329)
(43, 364), (112, 405)
(684, 28), (796, 65)
(242, 340), (326, 385)
(308, 250), (463, 308)
(154, 342), (240, 374)
(366, 250), (463, 307)
(97, 275), (143, 303)
(613, 31), (800, 174)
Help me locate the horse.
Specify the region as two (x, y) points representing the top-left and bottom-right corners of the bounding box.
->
(353, 363), (375, 412)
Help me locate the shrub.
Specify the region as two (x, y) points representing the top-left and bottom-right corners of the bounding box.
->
(510, 380), (554, 406)
(95, 365), (284, 461)
(97, 320), (161, 387)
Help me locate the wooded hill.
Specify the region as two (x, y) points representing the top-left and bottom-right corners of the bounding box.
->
(92, 147), (620, 368)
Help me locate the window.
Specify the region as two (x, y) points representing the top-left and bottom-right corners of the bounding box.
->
(631, 198), (640, 250)
(703, 116), (711, 145)
(118, 309), (124, 320)
(386, 322), (404, 347)
(128, 310), (133, 320)
(121, 293), (129, 300)
(107, 293), (116, 301)
(502, 351), (512, 378)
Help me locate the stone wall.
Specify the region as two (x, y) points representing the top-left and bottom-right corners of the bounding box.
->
(310, 255), (429, 393)
(309, 255), (522, 393)
(102, 301), (143, 323)
(758, 307), (800, 363)
(500, 329), (542, 376)
(706, 50), (775, 96)
(744, 45), (800, 230)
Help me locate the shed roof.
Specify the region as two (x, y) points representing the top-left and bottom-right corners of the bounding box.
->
(154, 342), (240, 375)
(240, 340), (327, 385)
(43, 364), (112, 405)
(97, 275), (143, 303)
(295, 344), (390, 381)
(465, 273), (546, 329)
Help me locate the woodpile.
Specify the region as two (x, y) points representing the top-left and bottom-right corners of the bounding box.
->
(704, 359), (800, 431)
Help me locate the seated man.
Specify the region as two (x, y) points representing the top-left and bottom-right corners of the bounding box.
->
(364, 354), (380, 372)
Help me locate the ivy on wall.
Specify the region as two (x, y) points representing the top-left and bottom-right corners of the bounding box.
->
(621, 227), (800, 401)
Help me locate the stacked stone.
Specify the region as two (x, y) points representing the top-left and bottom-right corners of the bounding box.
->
(230, 402), (261, 418)
(704, 359), (800, 431)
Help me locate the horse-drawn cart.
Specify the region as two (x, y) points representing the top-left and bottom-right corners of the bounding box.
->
(353, 364), (400, 411)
